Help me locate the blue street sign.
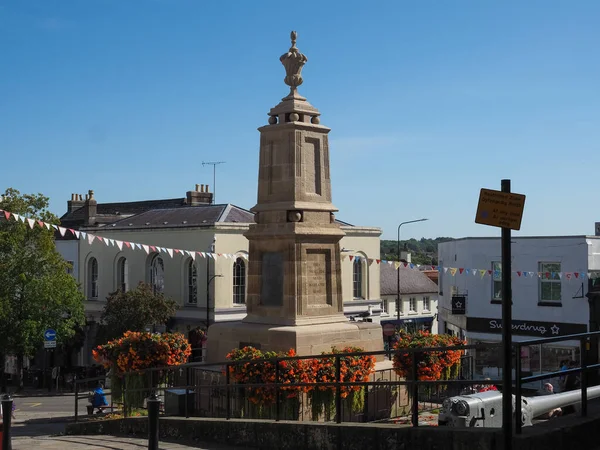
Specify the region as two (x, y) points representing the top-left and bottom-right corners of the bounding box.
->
(44, 329), (57, 341)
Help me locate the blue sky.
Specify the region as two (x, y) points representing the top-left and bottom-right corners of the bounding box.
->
(1, 1), (599, 240)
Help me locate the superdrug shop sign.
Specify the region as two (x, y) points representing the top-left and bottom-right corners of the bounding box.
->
(467, 317), (587, 338)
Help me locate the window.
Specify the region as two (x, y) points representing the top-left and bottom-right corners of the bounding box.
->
(492, 261), (502, 301)
(88, 257), (98, 299)
(382, 300), (388, 313)
(353, 258), (364, 299)
(423, 296), (430, 312)
(409, 297), (417, 312)
(540, 262), (561, 303)
(186, 259), (198, 304)
(117, 257), (128, 292)
(150, 254), (165, 294)
(397, 298), (403, 314)
(233, 257), (246, 304)
(66, 260), (74, 276)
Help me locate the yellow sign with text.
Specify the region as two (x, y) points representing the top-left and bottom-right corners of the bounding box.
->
(475, 188), (526, 230)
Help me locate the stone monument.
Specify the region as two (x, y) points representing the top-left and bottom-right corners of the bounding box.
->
(206, 32), (383, 361)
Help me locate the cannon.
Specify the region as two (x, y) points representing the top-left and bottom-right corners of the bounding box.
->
(438, 385), (600, 428)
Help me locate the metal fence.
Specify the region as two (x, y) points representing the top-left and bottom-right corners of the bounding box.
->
(74, 342), (504, 426)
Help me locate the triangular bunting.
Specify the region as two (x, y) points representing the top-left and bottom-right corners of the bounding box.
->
(142, 244), (150, 254)
(58, 226), (67, 236)
(115, 240), (123, 250)
(167, 248), (173, 258)
(74, 230), (80, 238)
(45, 223), (52, 230)
(450, 268), (458, 276)
(566, 273), (572, 280)
(349, 256), (354, 261)
(27, 218), (35, 229)
(394, 262), (401, 270)
(479, 269), (486, 278)
(3, 211), (10, 220)
(87, 234), (95, 245)
(376, 259), (381, 264)
(443, 267), (449, 273)
(459, 268), (464, 274)
(96, 236), (104, 243)
(37, 220), (44, 228)
(124, 242), (131, 248)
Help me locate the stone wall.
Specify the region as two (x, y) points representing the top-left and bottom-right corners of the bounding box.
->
(65, 411), (600, 450)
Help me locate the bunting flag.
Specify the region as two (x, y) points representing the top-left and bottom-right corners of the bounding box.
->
(0, 206), (597, 280)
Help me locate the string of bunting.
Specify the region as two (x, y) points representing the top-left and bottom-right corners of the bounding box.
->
(1, 208), (597, 280)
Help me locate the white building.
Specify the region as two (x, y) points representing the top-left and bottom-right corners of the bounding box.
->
(438, 236), (600, 380)
(379, 261), (438, 334)
(56, 187), (383, 365)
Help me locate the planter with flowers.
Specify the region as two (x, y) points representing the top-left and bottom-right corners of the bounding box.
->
(225, 345), (376, 422)
(226, 346), (302, 419)
(392, 330), (466, 404)
(303, 346), (376, 421)
(93, 331), (192, 413)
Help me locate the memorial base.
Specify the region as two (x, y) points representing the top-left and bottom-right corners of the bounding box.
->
(205, 320), (384, 363)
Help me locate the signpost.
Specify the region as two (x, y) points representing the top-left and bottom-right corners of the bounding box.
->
(475, 180), (525, 450)
(44, 329), (56, 349)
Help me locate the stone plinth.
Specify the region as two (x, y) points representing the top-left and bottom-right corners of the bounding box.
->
(206, 320), (383, 363)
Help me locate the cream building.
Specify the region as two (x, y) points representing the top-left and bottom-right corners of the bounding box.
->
(56, 187), (382, 364)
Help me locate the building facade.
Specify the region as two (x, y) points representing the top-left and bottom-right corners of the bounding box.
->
(437, 236), (600, 381)
(379, 261), (439, 334)
(56, 188), (382, 364)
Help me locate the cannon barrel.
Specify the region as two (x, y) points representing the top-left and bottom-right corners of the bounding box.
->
(522, 385), (600, 425)
(439, 386), (600, 428)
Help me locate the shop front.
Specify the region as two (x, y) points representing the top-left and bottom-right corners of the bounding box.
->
(465, 317), (587, 385)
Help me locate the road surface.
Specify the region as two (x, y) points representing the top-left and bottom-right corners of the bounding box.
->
(7, 392), (252, 449)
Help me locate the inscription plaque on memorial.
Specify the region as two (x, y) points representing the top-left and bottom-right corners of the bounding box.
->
(306, 249), (331, 307)
(261, 252), (284, 306)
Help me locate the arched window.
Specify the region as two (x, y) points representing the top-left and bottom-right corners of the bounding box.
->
(88, 257), (99, 299)
(117, 257), (128, 292)
(187, 259), (198, 305)
(233, 257), (246, 305)
(150, 254), (165, 294)
(353, 257), (364, 299)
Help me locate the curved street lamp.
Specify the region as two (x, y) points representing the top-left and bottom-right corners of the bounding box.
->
(396, 219), (429, 322)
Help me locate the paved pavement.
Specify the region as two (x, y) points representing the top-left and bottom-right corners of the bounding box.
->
(13, 433), (248, 450)
(5, 393), (252, 449)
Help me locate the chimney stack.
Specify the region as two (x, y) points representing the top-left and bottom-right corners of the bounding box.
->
(186, 184), (213, 206)
(84, 189), (97, 226)
(67, 193), (85, 213)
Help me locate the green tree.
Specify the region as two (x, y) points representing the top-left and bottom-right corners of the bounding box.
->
(0, 188), (85, 390)
(97, 282), (178, 345)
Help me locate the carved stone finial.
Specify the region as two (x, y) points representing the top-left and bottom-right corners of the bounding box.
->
(280, 30), (308, 97)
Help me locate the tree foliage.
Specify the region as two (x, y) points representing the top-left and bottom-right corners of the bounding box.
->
(380, 237), (455, 265)
(0, 188), (86, 384)
(98, 282), (178, 344)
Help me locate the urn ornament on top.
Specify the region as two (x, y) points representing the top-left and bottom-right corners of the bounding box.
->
(280, 31), (308, 98)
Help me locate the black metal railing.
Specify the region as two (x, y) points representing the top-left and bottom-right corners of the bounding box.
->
(514, 330), (600, 434)
(84, 342), (503, 427)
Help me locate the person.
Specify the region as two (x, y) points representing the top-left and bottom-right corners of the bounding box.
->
(90, 382), (108, 414)
(561, 361), (580, 415)
(0, 400), (16, 420)
(537, 383), (562, 419)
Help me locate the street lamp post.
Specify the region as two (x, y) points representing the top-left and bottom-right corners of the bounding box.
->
(397, 219), (429, 322)
(206, 274), (223, 328)
(206, 237), (221, 328)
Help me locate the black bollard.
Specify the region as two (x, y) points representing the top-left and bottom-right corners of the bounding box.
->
(147, 392), (160, 450)
(2, 394), (13, 450)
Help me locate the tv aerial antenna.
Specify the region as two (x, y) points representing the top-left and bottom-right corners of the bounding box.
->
(201, 161), (226, 204)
